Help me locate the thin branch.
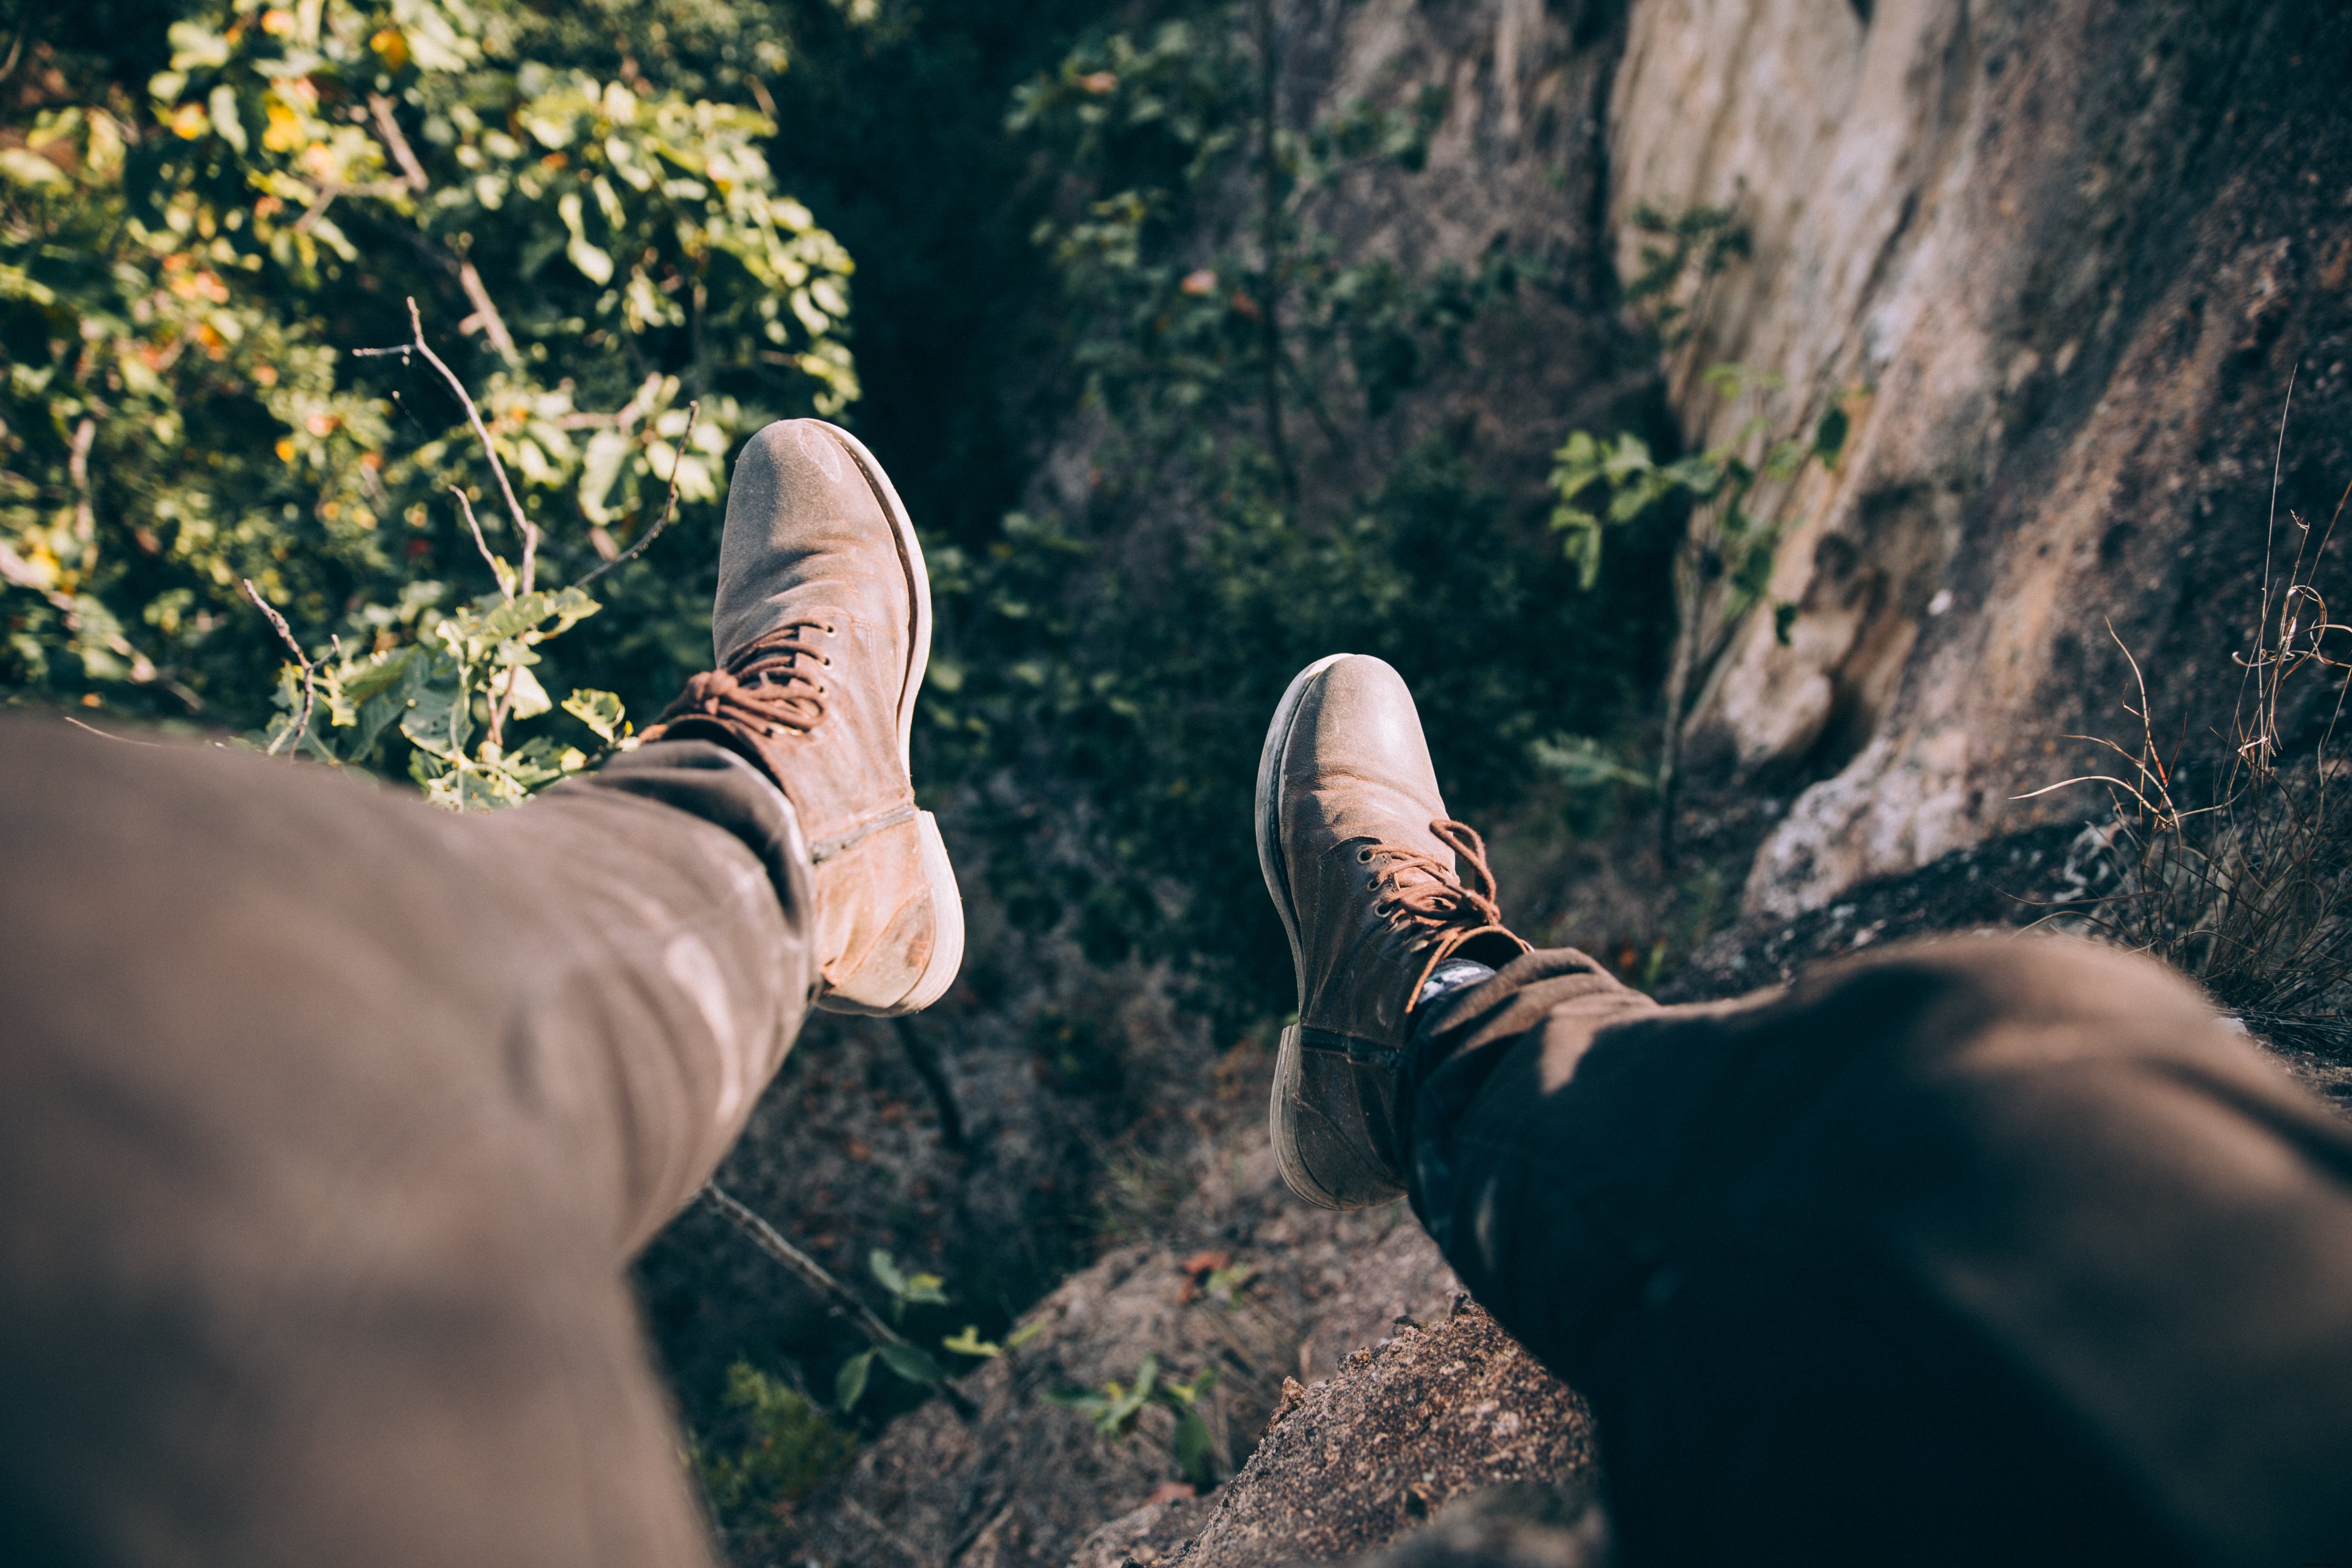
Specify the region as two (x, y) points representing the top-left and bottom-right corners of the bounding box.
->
(456, 260), (520, 364)
(449, 485), (510, 601)
(366, 92), (429, 193)
(354, 298), (538, 592)
(62, 715), (160, 745)
(240, 578), (316, 759)
(576, 401), (697, 588)
(66, 416), (95, 544)
(364, 98), (519, 364)
(891, 1016), (967, 1152)
(701, 1183), (912, 1352)
(2009, 773), (2169, 817)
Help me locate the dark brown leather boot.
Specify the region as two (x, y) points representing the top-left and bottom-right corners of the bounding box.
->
(646, 419), (962, 1016)
(1256, 654), (1529, 1208)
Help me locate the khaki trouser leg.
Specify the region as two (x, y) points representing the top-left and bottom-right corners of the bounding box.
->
(0, 717), (817, 1567)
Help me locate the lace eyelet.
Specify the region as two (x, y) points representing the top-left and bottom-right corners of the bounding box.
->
(1355, 846), (1373, 863)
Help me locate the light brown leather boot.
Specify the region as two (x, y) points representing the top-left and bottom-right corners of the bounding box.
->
(646, 418), (962, 1016)
(1256, 654), (1529, 1207)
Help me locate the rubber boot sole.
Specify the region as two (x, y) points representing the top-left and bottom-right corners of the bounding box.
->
(810, 420), (964, 1017)
(1255, 652), (1355, 1209)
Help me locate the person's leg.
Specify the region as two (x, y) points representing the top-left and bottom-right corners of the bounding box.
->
(0, 723), (797, 1567)
(1255, 652), (2352, 1566)
(1403, 937), (2352, 1565)
(0, 417), (962, 1566)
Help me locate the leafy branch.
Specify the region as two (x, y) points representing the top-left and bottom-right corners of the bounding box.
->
(1548, 360), (1853, 858)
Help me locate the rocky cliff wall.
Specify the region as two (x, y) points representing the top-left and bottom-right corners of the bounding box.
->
(1613, 0), (2352, 912)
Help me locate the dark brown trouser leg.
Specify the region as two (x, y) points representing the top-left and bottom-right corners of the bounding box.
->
(1402, 937), (2352, 1567)
(0, 717), (817, 1567)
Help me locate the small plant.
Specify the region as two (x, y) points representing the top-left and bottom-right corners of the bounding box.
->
(1622, 202), (1749, 351)
(1046, 1353), (1222, 1489)
(2022, 459), (2352, 1049)
(832, 1249), (952, 1410)
(1547, 361), (1852, 856)
(690, 1360), (856, 1555)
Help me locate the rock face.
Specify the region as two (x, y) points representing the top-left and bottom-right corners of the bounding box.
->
(1610, 0), (2352, 913)
(1170, 1303), (1596, 1568)
(775, 1025), (1492, 1568)
(780, 1146), (1594, 1568)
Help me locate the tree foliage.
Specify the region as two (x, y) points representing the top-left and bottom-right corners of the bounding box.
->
(1, 0), (852, 769)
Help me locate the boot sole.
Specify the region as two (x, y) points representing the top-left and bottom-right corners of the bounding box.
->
(1255, 652), (1355, 1209)
(808, 421), (964, 1017)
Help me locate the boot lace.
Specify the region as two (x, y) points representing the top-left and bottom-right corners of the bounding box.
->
(1357, 819), (1504, 952)
(657, 622), (833, 738)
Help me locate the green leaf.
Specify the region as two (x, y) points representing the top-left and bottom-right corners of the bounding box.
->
(1004, 1318), (1048, 1350)
(561, 687), (626, 742)
(1172, 1405), (1215, 1487)
(1762, 438), (1809, 482)
(492, 662), (552, 720)
(869, 1249), (907, 1298)
(902, 1271), (949, 1306)
(1813, 403), (1850, 469)
(0, 148), (66, 187)
(1699, 361), (1749, 398)
(1555, 508), (1602, 591)
(1097, 1354), (1158, 1434)
(834, 1349), (875, 1411)
(1600, 432), (1654, 483)
(578, 429), (631, 523)
(1530, 734), (1650, 791)
(1663, 454), (1722, 494)
(207, 85), (246, 153)
(876, 1341), (945, 1385)
(1157, 1365), (1218, 1407)
(1203, 1264), (1256, 1303)
(942, 1325), (1002, 1359)
(400, 677), (469, 760)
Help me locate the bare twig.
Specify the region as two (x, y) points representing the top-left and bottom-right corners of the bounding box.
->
(702, 1183), (910, 1349)
(66, 417), (95, 545)
(576, 401), (698, 588)
(240, 578), (317, 759)
(449, 486), (509, 601)
(455, 261), (521, 364)
(354, 298), (538, 592)
(62, 715), (160, 745)
(359, 98), (521, 362)
(366, 92), (429, 193)
(890, 1016), (967, 1152)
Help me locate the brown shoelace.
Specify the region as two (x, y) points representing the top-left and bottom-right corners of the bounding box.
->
(657, 622), (833, 738)
(1360, 818), (1504, 950)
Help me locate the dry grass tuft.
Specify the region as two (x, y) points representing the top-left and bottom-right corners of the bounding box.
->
(2025, 445), (2352, 1052)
